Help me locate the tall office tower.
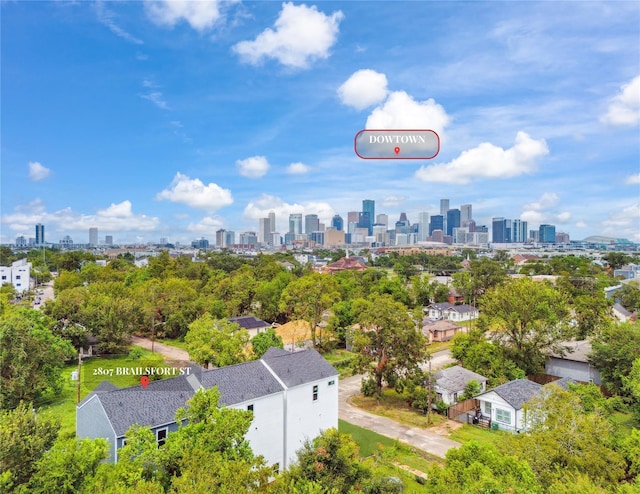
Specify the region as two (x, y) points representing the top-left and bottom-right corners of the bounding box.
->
(270, 232), (281, 246)
(347, 211), (359, 224)
(331, 214), (344, 231)
(539, 224), (556, 243)
(310, 231), (324, 245)
(288, 213), (302, 234)
(440, 199), (450, 215)
(357, 212), (371, 234)
(446, 209), (461, 236)
(505, 219), (512, 243)
(376, 214), (388, 229)
(362, 199), (375, 235)
(347, 221), (358, 234)
(259, 218), (271, 244)
(512, 219), (528, 243)
(15, 236), (27, 247)
(431, 229), (444, 243)
(529, 229), (539, 242)
(105, 235), (113, 245)
(35, 223), (45, 245)
(225, 231), (235, 246)
(89, 227), (98, 246)
(268, 211), (276, 233)
(395, 212), (410, 234)
(304, 214), (319, 234)
(467, 220), (476, 232)
(239, 232), (258, 247)
(492, 217), (506, 243)
(159, 237), (168, 245)
(460, 204), (472, 224)
(417, 212), (429, 241)
(429, 215), (444, 235)
(555, 232), (569, 244)
(216, 229), (227, 247)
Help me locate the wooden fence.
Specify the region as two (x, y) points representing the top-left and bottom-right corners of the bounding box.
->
(447, 398), (479, 420)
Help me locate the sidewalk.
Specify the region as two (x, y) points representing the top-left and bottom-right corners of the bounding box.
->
(339, 374), (460, 459)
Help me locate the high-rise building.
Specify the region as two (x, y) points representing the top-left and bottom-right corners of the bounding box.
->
(89, 227), (98, 246)
(35, 223), (45, 245)
(310, 231), (324, 245)
(512, 220), (528, 243)
(375, 214), (388, 229)
(239, 232), (258, 247)
(347, 211), (359, 224)
(331, 214), (344, 231)
(225, 231), (236, 246)
(216, 229), (227, 247)
(304, 214), (319, 235)
(358, 212), (371, 234)
(15, 236), (27, 247)
(446, 209), (460, 236)
(362, 200), (375, 235)
(492, 217), (506, 243)
(555, 232), (570, 244)
(429, 215), (444, 235)
(105, 235), (113, 245)
(324, 228), (345, 246)
(395, 213), (410, 234)
(268, 211), (276, 233)
(159, 237), (168, 245)
(539, 224), (556, 243)
(529, 229), (539, 242)
(259, 218), (271, 244)
(460, 204), (472, 224)
(417, 212), (429, 241)
(505, 219), (512, 243)
(191, 237), (209, 249)
(440, 199), (450, 216)
(288, 213), (302, 235)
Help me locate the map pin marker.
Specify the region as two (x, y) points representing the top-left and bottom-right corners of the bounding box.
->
(394, 147), (400, 155)
(140, 375), (150, 388)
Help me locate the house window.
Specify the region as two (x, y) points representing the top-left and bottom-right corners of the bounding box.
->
(495, 408), (511, 424)
(484, 402), (492, 415)
(15, 275), (20, 279)
(247, 404), (254, 411)
(328, 380), (335, 386)
(312, 385), (318, 401)
(156, 427), (168, 447)
(453, 392), (458, 403)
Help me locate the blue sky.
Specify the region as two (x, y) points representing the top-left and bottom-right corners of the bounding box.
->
(2, 0), (639, 245)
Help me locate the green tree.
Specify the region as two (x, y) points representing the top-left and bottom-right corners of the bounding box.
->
(589, 322), (640, 396)
(0, 310), (75, 409)
(0, 402), (60, 489)
(251, 328), (284, 358)
(279, 273), (341, 348)
(254, 271), (293, 323)
(27, 438), (108, 494)
(352, 294), (428, 397)
(480, 278), (571, 375)
(604, 252), (633, 271)
(185, 314), (249, 368)
(618, 284), (640, 312)
(452, 258), (507, 306)
(426, 441), (541, 494)
(282, 428), (369, 494)
(460, 379), (482, 400)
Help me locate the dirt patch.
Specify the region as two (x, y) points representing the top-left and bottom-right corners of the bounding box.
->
(427, 419), (463, 436)
(392, 462), (429, 480)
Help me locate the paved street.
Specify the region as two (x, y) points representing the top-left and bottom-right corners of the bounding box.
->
(131, 336), (191, 363)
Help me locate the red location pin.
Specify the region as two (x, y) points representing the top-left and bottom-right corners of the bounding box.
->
(394, 147), (400, 155)
(140, 375), (150, 388)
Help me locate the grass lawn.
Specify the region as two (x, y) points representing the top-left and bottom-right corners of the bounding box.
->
(611, 411), (640, 437)
(321, 348), (357, 378)
(448, 423), (508, 447)
(350, 388), (448, 429)
(155, 337), (190, 352)
(38, 349), (166, 439)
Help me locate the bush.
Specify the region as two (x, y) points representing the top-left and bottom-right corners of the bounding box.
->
(361, 377), (378, 397)
(128, 347), (144, 360)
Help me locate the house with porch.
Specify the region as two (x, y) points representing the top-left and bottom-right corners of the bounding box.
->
(434, 366), (487, 406)
(474, 379), (542, 432)
(425, 302), (479, 322)
(77, 348), (338, 469)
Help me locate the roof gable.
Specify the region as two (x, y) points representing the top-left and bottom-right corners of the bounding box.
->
(262, 348), (338, 387)
(477, 379), (542, 410)
(434, 366), (487, 392)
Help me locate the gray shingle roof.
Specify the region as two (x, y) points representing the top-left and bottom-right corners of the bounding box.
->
(481, 379), (542, 410)
(262, 348), (338, 387)
(448, 304), (477, 313)
(434, 366), (487, 393)
(229, 316), (270, 330)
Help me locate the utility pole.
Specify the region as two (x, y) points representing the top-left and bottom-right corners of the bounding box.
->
(76, 350), (82, 404)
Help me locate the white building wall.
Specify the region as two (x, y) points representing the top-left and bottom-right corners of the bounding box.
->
(283, 378), (339, 468)
(478, 391), (525, 432)
(231, 392), (285, 468)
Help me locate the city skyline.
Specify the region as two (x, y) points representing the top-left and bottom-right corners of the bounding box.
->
(2, 2), (639, 245)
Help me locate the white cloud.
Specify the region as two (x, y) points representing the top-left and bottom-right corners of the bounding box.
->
(237, 156), (270, 178)
(140, 91), (168, 109)
(601, 75), (640, 126)
(602, 202), (640, 241)
(156, 172), (233, 210)
(338, 69), (388, 110)
(243, 194), (334, 228)
(286, 162), (310, 174)
(575, 221), (588, 228)
(144, 0), (224, 32)
(381, 196), (405, 207)
(1, 200), (159, 233)
(415, 131), (548, 184)
(96, 1), (143, 44)
(28, 161), (51, 181)
(187, 216), (224, 234)
(233, 2), (344, 68)
(520, 192), (571, 225)
(366, 91), (450, 141)
(625, 173), (640, 185)
(524, 192), (559, 211)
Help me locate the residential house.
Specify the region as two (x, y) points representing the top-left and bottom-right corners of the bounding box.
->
(474, 379), (542, 432)
(229, 315), (272, 337)
(545, 340), (602, 384)
(612, 303), (637, 323)
(77, 348), (338, 469)
(613, 263), (639, 280)
(426, 302), (479, 322)
(434, 366), (487, 406)
(0, 259), (31, 293)
(422, 318), (465, 344)
(320, 256), (367, 274)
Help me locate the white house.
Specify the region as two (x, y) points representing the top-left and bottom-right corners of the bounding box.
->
(228, 315), (272, 338)
(433, 366), (487, 406)
(426, 302), (478, 322)
(76, 348), (338, 469)
(474, 379), (542, 432)
(0, 259), (32, 293)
